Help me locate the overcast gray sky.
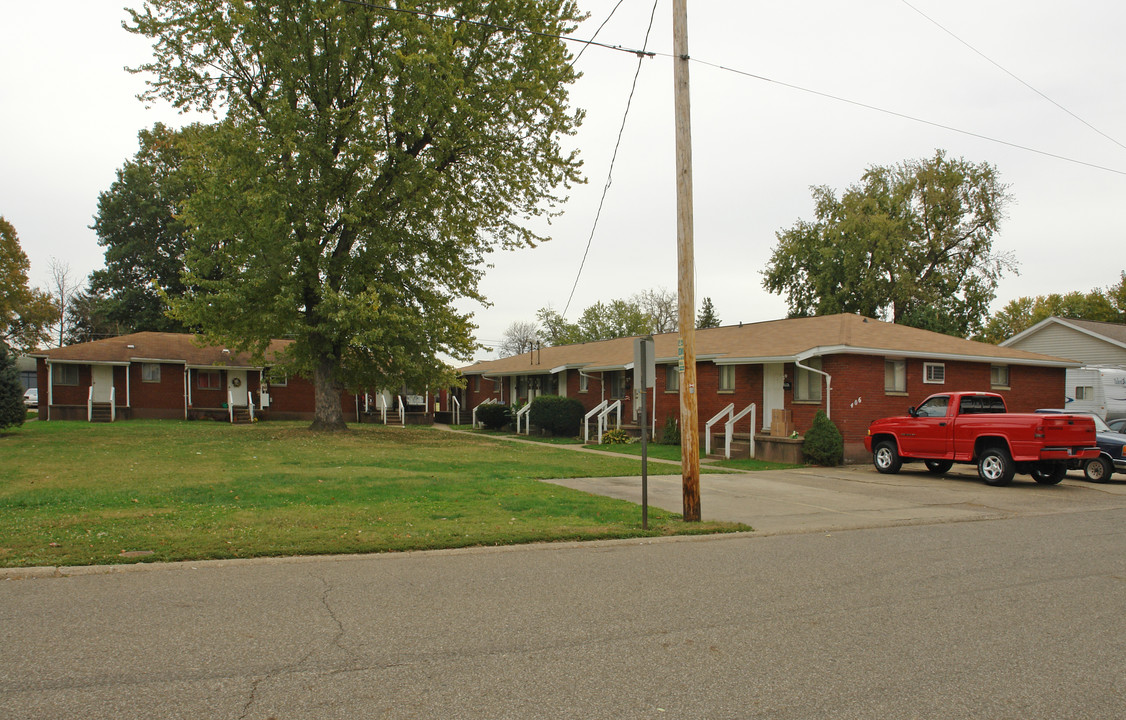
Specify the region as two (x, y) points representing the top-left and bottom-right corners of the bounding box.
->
(3, 1), (1124, 360)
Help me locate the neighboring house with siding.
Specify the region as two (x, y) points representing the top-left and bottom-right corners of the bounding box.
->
(1000, 316), (1126, 367)
(31, 332), (367, 423)
(460, 313), (1081, 463)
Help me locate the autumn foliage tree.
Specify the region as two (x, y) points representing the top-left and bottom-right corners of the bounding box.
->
(0, 216), (54, 352)
(127, 1), (585, 429)
(763, 151), (1015, 338)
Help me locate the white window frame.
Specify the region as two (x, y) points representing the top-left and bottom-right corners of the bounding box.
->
(198, 370), (221, 390)
(665, 365), (680, 392)
(924, 362), (946, 384)
(51, 364), (79, 386)
(141, 363), (161, 383)
(1075, 386), (1093, 400)
(990, 365), (1010, 389)
(718, 365), (735, 392)
(884, 358), (906, 393)
(579, 373), (589, 393)
(795, 358), (822, 402)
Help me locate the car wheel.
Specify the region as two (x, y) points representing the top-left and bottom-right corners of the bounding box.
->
(924, 460), (953, 474)
(977, 447), (1014, 486)
(1031, 462), (1066, 485)
(873, 440), (902, 474)
(1084, 456), (1113, 483)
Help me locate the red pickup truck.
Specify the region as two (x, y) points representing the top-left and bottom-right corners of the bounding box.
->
(864, 391), (1099, 486)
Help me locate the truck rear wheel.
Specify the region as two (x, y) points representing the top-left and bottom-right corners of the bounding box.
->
(924, 460), (953, 474)
(978, 447), (1014, 486)
(1031, 462), (1066, 485)
(873, 440), (902, 474)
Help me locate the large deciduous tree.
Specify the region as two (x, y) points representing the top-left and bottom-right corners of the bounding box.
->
(763, 150), (1015, 337)
(90, 122), (196, 334)
(0, 216), (55, 352)
(499, 320), (539, 358)
(127, 1), (584, 429)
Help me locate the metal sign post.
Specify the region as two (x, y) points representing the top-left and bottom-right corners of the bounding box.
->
(634, 337), (655, 529)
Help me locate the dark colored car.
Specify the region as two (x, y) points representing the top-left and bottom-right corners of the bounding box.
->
(1036, 409), (1126, 481)
(1107, 417), (1126, 434)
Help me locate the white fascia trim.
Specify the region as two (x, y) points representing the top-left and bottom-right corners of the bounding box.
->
(713, 355), (797, 365)
(186, 364), (263, 371)
(808, 344), (1080, 368)
(550, 364), (586, 374)
(131, 357), (188, 365)
(46, 359), (130, 366)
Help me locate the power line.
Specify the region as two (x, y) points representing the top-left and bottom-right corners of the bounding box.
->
(561, 0), (661, 320)
(688, 57), (1126, 177)
(337, 0), (655, 59)
(899, 0), (1126, 154)
(571, 0), (630, 68)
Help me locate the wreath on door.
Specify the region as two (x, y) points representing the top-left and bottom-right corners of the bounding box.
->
(231, 377), (242, 388)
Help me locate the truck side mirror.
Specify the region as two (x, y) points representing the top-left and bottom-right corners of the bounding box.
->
(908, 406), (917, 417)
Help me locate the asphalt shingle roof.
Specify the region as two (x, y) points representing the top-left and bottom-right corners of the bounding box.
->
(35, 332), (291, 367)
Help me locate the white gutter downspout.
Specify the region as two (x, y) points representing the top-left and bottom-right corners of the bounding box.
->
(482, 374), (505, 404)
(46, 361), (53, 421)
(795, 356), (832, 419)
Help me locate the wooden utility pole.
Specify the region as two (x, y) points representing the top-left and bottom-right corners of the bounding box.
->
(673, 0), (700, 521)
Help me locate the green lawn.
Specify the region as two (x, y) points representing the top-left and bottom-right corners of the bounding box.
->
(0, 421), (748, 568)
(583, 442), (804, 471)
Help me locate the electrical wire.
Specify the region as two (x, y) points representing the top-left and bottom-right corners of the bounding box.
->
(900, 0), (1126, 154)
(338, 0), (655, 59)
(688, 57), (1126, 177)
(570, 0), (629, 68)
(560, 0), (661, 320)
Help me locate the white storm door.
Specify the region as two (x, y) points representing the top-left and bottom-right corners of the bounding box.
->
(762, 363), (785, 432)
(228, 370), (249, 405)
(91, 365), (114, 403)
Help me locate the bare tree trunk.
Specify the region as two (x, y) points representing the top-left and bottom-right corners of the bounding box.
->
(310, 355), (347, 431)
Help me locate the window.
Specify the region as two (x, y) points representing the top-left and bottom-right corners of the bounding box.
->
(492, 377), (503, 393)
(1075, 386), (1094, 400)
(718, 365), (735, 392)
(20, 370), (36, 390)
(795, 358), (822, 402)
(267, 371), (287, 387)
(473, 375), (481, 392)
(915, 395), (949, 417)
(924, 362), (945, 384)
(990, 365), (1010, 388)
(51, 364), (79, 386)
(198, 370), (221, 389)
(579, 373), (589, 393)
(141, 363), (161, 383)
(665, 365), (680, 392)
(884, 359), (906, 393)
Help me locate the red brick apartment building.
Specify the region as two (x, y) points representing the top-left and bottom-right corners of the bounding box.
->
(458, 314), (1080, 463)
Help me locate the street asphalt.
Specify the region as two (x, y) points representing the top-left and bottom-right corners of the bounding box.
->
(4, 454), (1126, 719)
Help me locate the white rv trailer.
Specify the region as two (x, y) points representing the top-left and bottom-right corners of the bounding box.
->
(1064, 366), (1126, 420)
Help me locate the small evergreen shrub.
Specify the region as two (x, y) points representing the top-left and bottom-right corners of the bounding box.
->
(802, 410), (843, 466)
(0, 339), (25, 431)
(528, 395), (584, 437)
(659, 415), (680, 445)
(601, 428), (631, 445)
(476, 403), (512, 430)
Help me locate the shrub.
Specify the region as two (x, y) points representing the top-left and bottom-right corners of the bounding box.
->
(659, 414), (680, 445)
(0, 339), (25, 431)
(601, 428), (631, 445)
(802, 410), (843, 466)
(528, 395), (585, 437)
(475, 403), (512, 431)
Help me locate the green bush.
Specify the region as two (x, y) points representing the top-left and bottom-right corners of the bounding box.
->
(659, 414), (680, 445)
(475, 403), (512, 431)
(802, 410), (843, 466)
(0, 339), (25, 431)
(528, 395), (584, 437)
(601, 428), (631, 445)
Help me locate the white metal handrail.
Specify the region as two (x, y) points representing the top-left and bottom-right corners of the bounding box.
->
(596, 400), (622, 444)
(584, 400), (608, 443)
(228, 390), (234, 423)
(472, 398), (500, 427)
(397, 396), (406, 427)
(705, 404), (735, 457)
(379, 394), (388, 424)
(725, 404), (756, 460)
(87, 386), (93, 422)
(515, 402), (532, 435)
(248, 391), (255, 422)
(450, 395), (461, 426)
(109, 387), (116, 422)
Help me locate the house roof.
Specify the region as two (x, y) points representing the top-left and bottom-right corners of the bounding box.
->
(1001, 316), (1126, 351)
(32, 332), (292, 368)
(461, 314), (1079, 376)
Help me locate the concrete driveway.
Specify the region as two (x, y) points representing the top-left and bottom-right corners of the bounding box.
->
(542, 464), (1126, 534)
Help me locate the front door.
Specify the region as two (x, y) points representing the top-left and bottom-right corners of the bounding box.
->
(91, 365), (114, 403)
(228, 370), (248, 406)
(763, 363), (785, 432)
